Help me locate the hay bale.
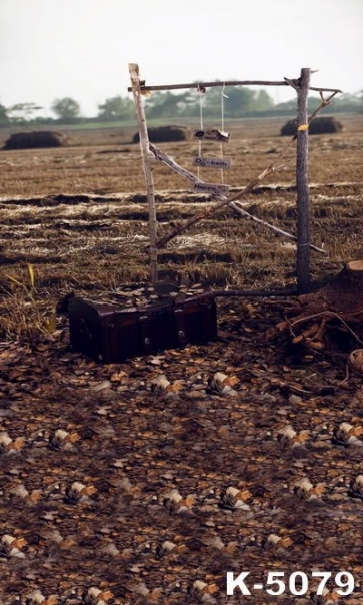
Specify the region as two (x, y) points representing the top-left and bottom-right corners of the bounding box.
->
(280, 116), (343, 136)
(3, 130), (70, 150)
(280, 120), (297, 137)
(310, 117), (343, 134)
(132, 125), (190, 144)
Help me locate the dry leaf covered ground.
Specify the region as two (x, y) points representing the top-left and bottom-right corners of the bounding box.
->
(0, 116), (363, 604)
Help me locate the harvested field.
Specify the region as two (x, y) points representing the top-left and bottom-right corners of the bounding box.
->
(0, 115), (363, 604)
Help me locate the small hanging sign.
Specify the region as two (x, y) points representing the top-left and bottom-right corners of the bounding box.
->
(193, 129), (230, 143)
(192, 156), (232, 169)
(191, 182), (230, 196)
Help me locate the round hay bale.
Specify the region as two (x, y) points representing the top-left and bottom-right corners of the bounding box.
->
(309, 116), (343, 134)
(280, 120), (298, 137)
(132, 125), (190, 144)
(3, 130), (70, 150)
(280, 116), (343, 136)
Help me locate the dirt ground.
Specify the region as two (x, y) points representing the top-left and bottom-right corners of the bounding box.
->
(0, 114), (363, 604)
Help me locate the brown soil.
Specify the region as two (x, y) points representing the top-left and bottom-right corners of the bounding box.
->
(0, 115), (363, 604)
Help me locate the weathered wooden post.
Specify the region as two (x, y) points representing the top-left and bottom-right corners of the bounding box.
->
(128, 63), (158, 285)
(296, 67), (312, 293)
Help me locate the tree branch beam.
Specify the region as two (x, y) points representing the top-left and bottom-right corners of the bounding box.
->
(128, 79), (342, 94)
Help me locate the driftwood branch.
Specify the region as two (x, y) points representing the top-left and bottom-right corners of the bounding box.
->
(149, 143), (325, 255)
(155, 90), (337, 250)
(128, 79), (342, 94)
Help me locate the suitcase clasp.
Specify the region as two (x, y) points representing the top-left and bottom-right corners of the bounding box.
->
(174, 308), (187, 346)
(138, 314), (152, 352)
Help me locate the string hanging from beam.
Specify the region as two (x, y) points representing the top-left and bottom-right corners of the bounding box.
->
(190, 84), (231, 197)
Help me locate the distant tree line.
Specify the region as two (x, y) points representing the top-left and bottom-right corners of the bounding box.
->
(0, 88), (362, 127)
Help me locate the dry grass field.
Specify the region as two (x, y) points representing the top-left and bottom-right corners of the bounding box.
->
(1, 115), (362, 330)
(0, 115), (363, 604)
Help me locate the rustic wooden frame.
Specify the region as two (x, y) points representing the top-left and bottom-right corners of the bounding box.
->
(128, 63), (341, 293)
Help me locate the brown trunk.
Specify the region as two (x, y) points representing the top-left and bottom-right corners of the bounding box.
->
(299, 261), (363, 316)
(277, 261), (363, 352)
(317, 261), (363, 314)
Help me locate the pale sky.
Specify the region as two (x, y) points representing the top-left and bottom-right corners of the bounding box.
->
(0, 0), (362, 117)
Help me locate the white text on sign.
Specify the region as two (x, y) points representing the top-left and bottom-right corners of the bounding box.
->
(192, 156), (232, 169)
(226, 571), (355, 597)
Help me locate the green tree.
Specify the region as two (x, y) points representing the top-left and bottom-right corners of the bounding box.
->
(176, 90), (202, 117)
(182, 85), (266, 118)
(197, 85), (225, 117)
(222, 87), (256, 117)
(329, 91), (363, 111)
(97, 96), (133, 121)
(144, 91), (183, 118)
(7, 102), (43, 123)
(276, 93), (363, 114)
(0, 103), (9, 126)
(52, 97), (81, 122)
(143, 86), (263, 119)
(144, 90), (201, 118)
(253, 89), (274, 111)
(275, 99), (296, 112)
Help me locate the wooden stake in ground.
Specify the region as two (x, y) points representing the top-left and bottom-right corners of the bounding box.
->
(128, 63), (158, 285)
(296, 68), (311, 294)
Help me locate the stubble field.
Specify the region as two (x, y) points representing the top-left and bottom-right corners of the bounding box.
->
(0, 115), (363, 604)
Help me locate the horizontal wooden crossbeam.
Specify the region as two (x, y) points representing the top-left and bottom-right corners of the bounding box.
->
(127, 78), (342, 94)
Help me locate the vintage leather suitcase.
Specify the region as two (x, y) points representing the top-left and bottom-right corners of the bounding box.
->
(68, 291), (217, 363)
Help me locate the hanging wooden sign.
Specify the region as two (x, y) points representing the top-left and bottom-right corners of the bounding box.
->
(192, 156), (232, 169)
(190, 182), (230, 196)
(193, 129), (230, 143)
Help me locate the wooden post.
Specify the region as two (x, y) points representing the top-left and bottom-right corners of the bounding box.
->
(128, 63), (158, 285)
(296, 68), (311, 294)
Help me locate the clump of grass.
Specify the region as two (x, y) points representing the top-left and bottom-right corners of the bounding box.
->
(2, 264), (57, 342)
(7, 263), (36, 290)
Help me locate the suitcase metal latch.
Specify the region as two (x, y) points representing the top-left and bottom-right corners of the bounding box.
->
(174, 308), (187, 346)
(138, 314), (152, 352)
